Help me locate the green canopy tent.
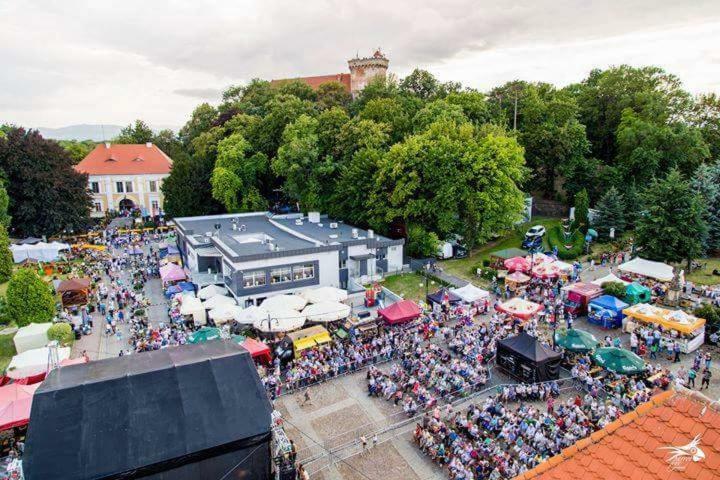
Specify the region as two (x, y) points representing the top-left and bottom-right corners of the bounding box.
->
(554, 329), (599, 353)
(188, 327), (222, 344)
(490, 248), (529, 269)
(625, 282), (651, 305)
(591, 347), (646, 375)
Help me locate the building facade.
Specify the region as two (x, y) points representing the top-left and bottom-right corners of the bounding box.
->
(74, 142), (172, 217)
(174, 212), (404, 307)
(272, 50), (389, 98)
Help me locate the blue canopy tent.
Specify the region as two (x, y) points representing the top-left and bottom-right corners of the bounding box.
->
(164, 282), (195, 298)
(587, 295), (629, 329)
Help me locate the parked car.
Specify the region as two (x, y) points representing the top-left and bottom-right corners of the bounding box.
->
(522, 225), (546, 249)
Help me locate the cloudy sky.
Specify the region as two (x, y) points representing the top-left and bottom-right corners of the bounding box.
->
(2, 0), (720, 129)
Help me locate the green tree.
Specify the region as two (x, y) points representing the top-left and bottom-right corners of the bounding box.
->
(316, 82), (352, 110)
(692, 160), (720, 252)
(0, 181), (11, 229)
(602, 282), (627, 299)
(211, 134), (268, 212)
(328, 148), (383, 226)
(6, 269), (56, 327)
(179, 103), (218, 148)
(248, 94), (315, 159)
(359, 97), (411, 143)
(690, 93), (720, 160)
(114, 119), (154, 144)
(0, 127), (91, 236)
(0, 225), (12, 283)
(48, 322), (74, 346)
(573, 189), (589, 232)
(58, 140), (96, 163)
(406, 224), (440, 258)
(592, 186), (626, 240)
(400, 69), (440, 99)
(412, 100), (467, 133)
(636, 169), (707, 267)
(445, 91), (491, 125)
(161, 154), (221, 218)
(275, 80), (317, 102)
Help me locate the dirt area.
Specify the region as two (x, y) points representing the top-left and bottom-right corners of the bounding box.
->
(336, 442), (421, 480)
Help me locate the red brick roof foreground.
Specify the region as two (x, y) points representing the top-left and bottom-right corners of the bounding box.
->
(271, 73), (351, 92)
(516, 389), (720, 480)
(74, 144), (173, 175)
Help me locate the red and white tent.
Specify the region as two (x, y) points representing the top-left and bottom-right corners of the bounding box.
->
(496, 297), (543, 320)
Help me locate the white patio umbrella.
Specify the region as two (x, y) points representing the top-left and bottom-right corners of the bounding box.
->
(302, 301), (352, 323)
(202, 294), (237, 310)
(235, 305), (269, 325)
(253, 306), (306, 332)
(300, 287), (348, 304)
(198, 284), (228, 300)
(261, 294), (307, 312)
(208, 304), (244, 325)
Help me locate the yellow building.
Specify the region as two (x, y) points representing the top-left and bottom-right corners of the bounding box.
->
(75, 142), (172, 217)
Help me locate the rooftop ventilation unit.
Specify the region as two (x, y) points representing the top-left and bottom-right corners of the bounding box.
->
(368, 229), (374, 238)
(295, 219), (303, 226)
(351, 228), (359, 239)
(308, 211), (321, 223)
(329, 223), (338, 229)
(317, 223), (323, 228)
(329, 234), (338, 239)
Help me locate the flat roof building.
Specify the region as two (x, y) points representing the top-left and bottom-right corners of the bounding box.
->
(174, 212), (404, 306)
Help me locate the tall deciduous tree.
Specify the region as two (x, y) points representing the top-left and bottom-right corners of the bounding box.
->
(0, 225), (12, 283)
(689, 93), (720, 161)
(0, 181), (11, 229)
(400, 69), (439, 99)
(211, 134), (268, 212)
(0, 127), (91, 236)
(692, 160), (720, 252)
(592, 187), (626, 240)
(114, 119), (154, 144)
(316, 82), (352, 110)
(573, 189), (589, 232)
(58, 140), (96, 163)
(6, 268), (56, 327)
(180, 103), (218, 148)
(636, 169), (707, 267)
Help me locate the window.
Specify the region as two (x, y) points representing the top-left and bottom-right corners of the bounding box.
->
(125, 181), (133, 193)
(116, 181), (124, 193)
(243, 270), (266, 288)
(94, 202), (102, 213)
(339, 258), (347, 269)
(293, 264), (315, 281)
(151, 200), (159, 212)
(149, 180), (157, 193)
(90, 182), (100, 193)
(270, 267), (292, 284)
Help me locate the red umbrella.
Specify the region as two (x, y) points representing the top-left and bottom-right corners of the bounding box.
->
(504, 256), (530, 272)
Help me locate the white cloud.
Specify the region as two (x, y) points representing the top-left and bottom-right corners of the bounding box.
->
(1, 0), (719, 128)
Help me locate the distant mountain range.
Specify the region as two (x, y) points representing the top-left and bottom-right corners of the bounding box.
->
(36, 124), (180, 141)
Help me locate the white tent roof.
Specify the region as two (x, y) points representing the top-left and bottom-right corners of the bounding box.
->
(7, 346), (71, 379)
(198, 284), (228, 300)
(202, 294), (237, 310)
(302, 301), (352, 323)
(553, 260), (574, 272)
(300, 287), (349, 304)
(179, 297), (206, 326)
(591, 272), (630, 286)
(261, 294), (307, 311)
(450, 283), (490, 303)
(9, 242), (66, 263)
(619, 257), (674, 282)
(235, 306), (270, 325)
(208, 304), (244, 325)
(13, 323), (52, 354)
(253, 306), (306, 332)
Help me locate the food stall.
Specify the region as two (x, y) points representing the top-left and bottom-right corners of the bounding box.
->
(587, 295), (629, 329)
(56, 278), (91, 307)
(623, 303), (706, 353)
(504, 271), (531, 293)
(377, 300), (421, 325)
(489, 248), (528, 269)
(563, 282), (603, 316)
(504, 256), (530, 273)
(287, 326), (333, 359)
(625, 282), (652, 305)
(495, 297), (543, 320)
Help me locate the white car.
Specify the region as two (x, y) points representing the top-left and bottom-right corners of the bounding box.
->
(525, 225), (546, 238)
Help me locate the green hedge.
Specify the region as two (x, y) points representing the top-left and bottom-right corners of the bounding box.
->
(547, 225), (585, 260)
(47, 322), (74, 346)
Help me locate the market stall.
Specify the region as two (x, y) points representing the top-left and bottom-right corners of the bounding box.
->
(496, 297), (543, 320)
(6, 347), (71, 383)
(301, 301), (351, 323)
(450, 283), (490, 303)
(208, 304), (244, 325)
(261, 294), (307, 312)
(377, 300), (421, 325)
(202, 294), (237, 310)
(56, 278), (91, 307)
(625, 282), (652, 305)
(235, 306), (269, 325)
(619, 257), (674, 282)
(198, 284), (228, 300)
(0, 383), (40, 431)
(10, 242), (70, 263)
(287, 326), (332, 359)
(253, 307), (306, 333)
(622, 303), (706, 353)
(490, 248), (528, 269)
(13, 323), (51, 354)
(587, 295), (629, 329)
(504, 256), (530, 272)
(159, 263), (186, 284)
(591, 272), (629, 287)
(496, 332), (562, 382)
(178, 296), (206, 326)
(563, 282), (603, 316)
(426, 287), (462, 306)
(240, 337), (271, 364)
(504, 271), (531, 293)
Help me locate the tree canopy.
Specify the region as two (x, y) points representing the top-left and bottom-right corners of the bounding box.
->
(6, 268), (56, 327)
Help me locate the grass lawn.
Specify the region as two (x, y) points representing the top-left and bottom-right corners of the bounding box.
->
(0, 333), (16, 373)
(373, 272), (443, 303)
(440, 217), (562, 283)
(681, 258), (720, 285)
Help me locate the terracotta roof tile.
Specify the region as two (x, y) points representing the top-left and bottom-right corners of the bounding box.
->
(271, 73), (351, 92)
(516, 389), (720, 480)
(75, 144), (172, 175)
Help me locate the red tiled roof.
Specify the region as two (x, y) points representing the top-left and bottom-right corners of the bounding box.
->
(516, 389), (720, 480)
(271, 73), (351, 92)
(74, 144), (173, 175)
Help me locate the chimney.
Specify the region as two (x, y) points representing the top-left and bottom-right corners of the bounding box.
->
(104, 142), (111, 149)
(146, 142), (152, 148)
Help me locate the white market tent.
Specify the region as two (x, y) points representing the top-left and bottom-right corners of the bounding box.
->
(235, 306), (269, 325)
(300, 287), (349, 304)
(208, 304), (244, 325)
(6, 346), (71, 379)
(619, 257), (674, 282)
(202, 294), (237, 310)
(261, 294), (307, 312)
(13, 323), (51, 353)
(591, 272), (630, 287)
(254, 306), (306, 332)
(10, 242), (70, 263)
(198, 284), (228, 300)
(179, 296), (206, 326)
(302, 301), (352, 323)
(450, 283), (490, 303)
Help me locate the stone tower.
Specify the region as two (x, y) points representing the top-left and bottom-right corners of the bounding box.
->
(348, 49), (389, 98)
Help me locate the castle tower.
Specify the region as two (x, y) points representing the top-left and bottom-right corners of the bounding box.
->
(348, 49), (389, 98)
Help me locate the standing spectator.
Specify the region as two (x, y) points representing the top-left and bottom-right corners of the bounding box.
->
(688, 368), (697, 388)
(701, 368), (712, 390)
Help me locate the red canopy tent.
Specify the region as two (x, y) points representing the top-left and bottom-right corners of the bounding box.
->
(378, 300), (422, 325)
(495, 297), (543, 320)
(0, 383), (39, 431)
(504, 256), (530, 272)
(241, 338), (271, 364)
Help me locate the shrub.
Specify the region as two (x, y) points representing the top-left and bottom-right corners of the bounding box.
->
(547, 225), (585, 260)
(602, 281), (627, 299)
(694, 304), (720, 326)
(47, 322), (74, 346)
(482, 259), (491, 267)
(481, 267), (498, 281)
(6, 269), (56, 327)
